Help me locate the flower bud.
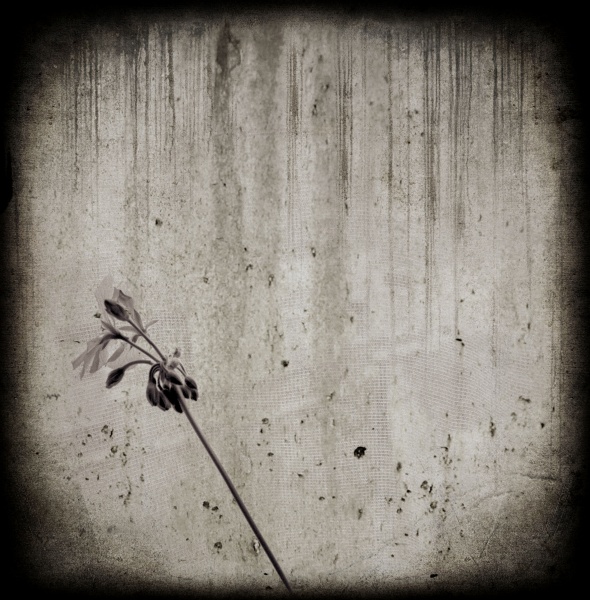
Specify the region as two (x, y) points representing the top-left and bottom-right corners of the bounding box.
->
(158, 388), (173, 411)
(162, 368), (183, 386)
(162, 385), (182, 413)
(104, 299), (128, 321)
(184, 376), (198, 401)
(146, 381), (159, 406)
(106, 367), (125, 388)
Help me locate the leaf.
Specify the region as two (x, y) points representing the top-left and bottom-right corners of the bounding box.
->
(89, 348), (103, 374)
(107, 345), (145, 370)
(72, 335), (103, 371)
(101, 320), (120, 336)
(133, 308), (145, 331)
(107, 343), (126, 364)
(144, 319), (158, 330)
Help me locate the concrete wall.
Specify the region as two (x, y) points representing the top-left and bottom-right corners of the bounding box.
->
(1, 9), (586, 597)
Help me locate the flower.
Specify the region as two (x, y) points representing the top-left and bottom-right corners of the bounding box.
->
(70, 276), (291, 593)
(72, 276), (197, 414)
(72, 276), (158, 377)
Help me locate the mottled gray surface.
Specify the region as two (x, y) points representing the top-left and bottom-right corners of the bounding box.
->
(1, 10), (585, 596)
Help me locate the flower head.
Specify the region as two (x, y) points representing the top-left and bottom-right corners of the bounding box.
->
(72, 276), (198, 414)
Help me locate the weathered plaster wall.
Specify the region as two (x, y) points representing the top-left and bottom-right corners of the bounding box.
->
(1, 10), (586, 596)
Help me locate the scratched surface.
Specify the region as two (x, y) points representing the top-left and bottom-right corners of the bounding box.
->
(0, 12), (585, 596)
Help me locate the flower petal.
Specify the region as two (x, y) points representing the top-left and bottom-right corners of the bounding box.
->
(106, 342), (126, 364)
(114, 289), (135, 312)
(94, 275), (114, 308)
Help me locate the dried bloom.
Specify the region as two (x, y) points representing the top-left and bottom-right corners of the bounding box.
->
(104, 299), (128, 321)
(106, 367), (125, 388)
(72, 276), (291, 593)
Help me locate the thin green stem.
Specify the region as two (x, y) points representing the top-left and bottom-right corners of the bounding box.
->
(125, 317), (167, 362)
(178, 396), (293, 594)
(121, 359), (153, 369)
(120, 335), (160, 363)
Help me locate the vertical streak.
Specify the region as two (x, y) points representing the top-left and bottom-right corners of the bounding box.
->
(337, 29), (352, 234)
(423, 25), (440, 349)
(492, 31), (499, 374)
(406, 28), (411, 314)
(144, 27), (151, 238)
(387, 30), (395, 342)
(287, 41), (300, 249)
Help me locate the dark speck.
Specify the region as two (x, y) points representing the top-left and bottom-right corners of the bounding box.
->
(214, 542), (222, 549)
(281, 360), (289, 367)
(203, 501), (210, 509)
(396, 462), (402, 472)
(430, 573), (438, 578)
(155, 218), (163, 226)
(354, 446), (366, 459)
(262, 418), (269, 424)
(540, 422), (545, 428)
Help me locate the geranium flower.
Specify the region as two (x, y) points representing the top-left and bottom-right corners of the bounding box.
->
(72, 277), (292, 592)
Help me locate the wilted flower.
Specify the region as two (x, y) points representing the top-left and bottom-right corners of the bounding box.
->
(71, 276), (291, 593)
(71, 276), (197, 414)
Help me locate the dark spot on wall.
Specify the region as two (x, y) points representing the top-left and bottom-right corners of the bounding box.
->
(203, 501), (210, 509)
(396, 462), (402, 472)
(540, 422), (545, 428)
(262, 418), (269, 424)
(518, 395), (531, 403)
(430, 573), (438, 578)
(214, 541), (222, 550)
(155, 218), (162, 226)
(354, 446), (366, 458)
(281, 360), (289, 367)
(489, 421), (496, 437)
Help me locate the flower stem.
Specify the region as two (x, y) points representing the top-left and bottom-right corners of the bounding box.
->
(125, 317), (167, 363)
(177, 396), (293, 594)
(120, 336), (160, 363)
